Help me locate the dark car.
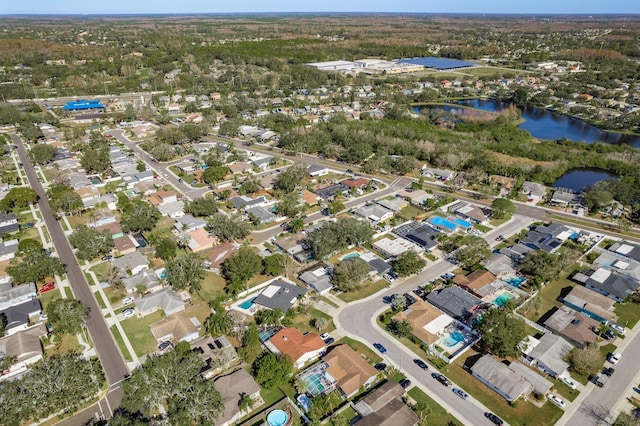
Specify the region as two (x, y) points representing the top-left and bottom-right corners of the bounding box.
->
(374, 362), (387, 371)
(603, 330), (616, 340)
(399, 379), (412, 389)
(158, 341), (173, 351)
(346, 169), (354, 174)
(453, 388), (469, 400)
(323, 337), (335, 345)
(412, 288), (425, 298)
(102, 255), (113, 261)
(485, 412), (504, 425)
(432, 372), (451, 387)
(603, 367), (615, 377)
(373, 343), (387, 354)
(413, 359), (429, 370)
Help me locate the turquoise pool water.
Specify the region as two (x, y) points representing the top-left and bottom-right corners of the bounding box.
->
(239, 297), (256, 309)
(267, 409), (288, 426)
(493, 292), (514, 307)
(303, 372), (327, 396)
(442, 330), (466, 347)
(343, 252), (361, 261)
(430, 216), (458, 231)
(504, 276), (526, 287)
(453, 218), (472, 228)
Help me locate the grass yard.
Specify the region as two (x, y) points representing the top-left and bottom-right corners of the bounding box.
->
(334, 336), (382, 364)
(94, 291), (107, 309)
(185, 300), (213, 325)
(120, 310), (164, 356)
(613, 301), (640, 329)
(441, 349), (564, 426)
(398, 205), (428, 221)
(329, 406), (357, 425)
(523, 276), (575, 324)
(90, 261), (111, 280)
(46, 334), (83, 356)
(407, 387), (463, 426)
(290, 308), (336, 334)
(553, 379), (580, 402)
(337, 279), (389, 303)
(198, 271), (227, 302)
(110, 325), (133, 362)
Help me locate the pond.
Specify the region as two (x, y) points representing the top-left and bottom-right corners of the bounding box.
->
(415, 99), (640, 147)
(551, 168), (618, 193)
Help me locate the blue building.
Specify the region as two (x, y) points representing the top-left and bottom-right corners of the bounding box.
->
(61, 100), (105, 111)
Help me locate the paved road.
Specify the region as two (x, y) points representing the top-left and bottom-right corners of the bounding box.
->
(10, 134), (128, 423)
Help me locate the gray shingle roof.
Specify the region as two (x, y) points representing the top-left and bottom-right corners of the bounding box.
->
(254, 280), (307, 312)
(425, 286), (482, 319)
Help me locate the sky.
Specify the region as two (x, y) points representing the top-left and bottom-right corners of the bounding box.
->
(2, 0), (640, 15)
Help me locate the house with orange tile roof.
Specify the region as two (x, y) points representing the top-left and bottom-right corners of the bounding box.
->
(298, 189), (319, 205)
(187, 228), (219, 253)
(341, 177), (370, 190)
(148, 190), (178, 206)
(323, 345), (378, 398)
(454, 270), (498, 297)
(264, 327), (325, 369)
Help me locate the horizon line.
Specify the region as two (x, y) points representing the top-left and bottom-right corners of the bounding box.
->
(1, 12), (640, 17)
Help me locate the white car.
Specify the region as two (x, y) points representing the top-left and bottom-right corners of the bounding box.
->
(122, 297), (135, 305)
(609, 352), (622, 364)
(560, 377), (577, 389)
(122, 308), (135, 318)
(320, 333), (331, 341)
(547, 394), (566, 409)
(610, 324), (626, 335)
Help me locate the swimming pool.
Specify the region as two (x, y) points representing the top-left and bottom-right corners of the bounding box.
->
(239, 297), (256, 309)
(442, 330), (466, 348)
(267, 409), (289, 426)
(429, 216), (458, 231)
(453, 218), (472, 228)
(493, 292), (514, 307)
(303, 372), (327, 396)
(504, 276), (526, 287)
(342, 252), (361, 261)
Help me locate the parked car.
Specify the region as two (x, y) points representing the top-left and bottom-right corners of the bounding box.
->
(561, 377), (577, 389)
(453, 388), (469, 400)
(610, 323), (626, 335)
(399, 378), (412, 389)
(609, 352), (622, 364)
(323, 337), (335, 345)
(122, 308), (135, 318)
(373, 343), (387, 354)
(102, 254), (113, 261)
(320, 333), (331, 340)
(432, 372), (451, 387)
(383, 274), (395, 282)
(602, 367), (615, 377)
(412, 288), (425, 298)
(346, 169), (354, 174)
(158, 341), (174, 351)
(485, 412), (504, 425)
(122, 296), (135, 305)
(39, 281), (56, 293)
(602, 330), (615, 340)
(374, 362), (387, 371)
(413, 359), (429, 370)
(547, 394), (566, 409)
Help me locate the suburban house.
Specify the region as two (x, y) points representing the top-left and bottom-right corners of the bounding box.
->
(574, 268), (640, 303)
(422, 167), (456, 182)
(543, 307), (600, 348)
(522, 333), (573, 378)
(245, 206), (277, 224)
(174, 215), (207, 232)
(0, 299), (42, 335)
(274, 233), (308, 262)
(134, 288), (185, 317)
(522, 223), (575, 254)
(373, 237), (421, 259)
(395, 222), (440, 252)
(213, 369), (261, 426)
(229, 195), (270, 210)
(522, 181), (547, 203)
(323, 345), (378, 398)
(190, 335), (239, 379)
(483, 253), (517, 277)
(158, 201), (185, 219)
(316, 184), (347, 201)
(391, 299), (453, 346)
(425, 286), (483, 321)
(307, 164), (330, 177)
(0, 282), (37, 310)
(471, 355), (534, 403)
(207, 242), (235, 270)
(353, 381), (419, 426)
(594, 243), (640, 282)
(264, 327), (325, 369)
(253, 280), (307, 312)
(398, 189), (433, 206)
(298, 265), (333, 295)
(453, 270), (497, 297)
(122, 270), (163, 294)
(147, 190), (178, 206)
(376, 197), (408, 212)
(0, 239), (19, 262)
(452, 203), (489, 224)
(341, 177), (370, 191)
(112, 252), (148, 276)
(560, 284), (617, 323)
(490, 175), (517, 195)
(353, 204), (394, 224)
(150, 311), (200, 344)
(298, 189), (319, 206)
(550, 190), (583, 208)
(0, 213), (19, 237)
(113, 235), (139, 256)
(0, 323), (47, 381)
(94, 222), (124, 239)
(186, 228), (219, 253)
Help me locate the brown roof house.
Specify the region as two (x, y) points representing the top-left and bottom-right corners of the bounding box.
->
(113, 234), (139, 256)
(265, 327), (325, 369)
(213, 369), (261, 426)
(391, 299), (454, 346)
(353, 381), (419, 426)
(341, 177), (370, 190)
(323, 345), (379, 398)
(150, 311), (200, 344)
(543, 307), (599, 348)
(454, 270), (497, 297)
(0, 323), (47, 380)
(190, 335), (239, 379)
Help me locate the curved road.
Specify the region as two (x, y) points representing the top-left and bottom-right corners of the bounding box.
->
(11, 134), (128, 423)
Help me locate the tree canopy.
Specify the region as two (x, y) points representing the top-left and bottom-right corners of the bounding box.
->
(392, 251), (426, 277)
(69, 225), (114, 261)
(273, 164), (307, 192)
(222, 246), (262, 295)
(207, 213), (252, 242)
(184, 196), (218, 217)
(29, 144), (56, 165)
(47, 184), (83, 216)
(0, 187), (37, 212)
(118, 197), (161, 233)
(252, 352), (293, 389)
(567, 344), (604, 378)
(519, 250), (567, 282)
(455, 236), (491, 269)
(332, 257), (371, 292)
(491, 198), (516, 220)
(164, 252), (206, 292)
(307, 218), (373, 259)
(46, 298), (89, 335)
(155, 237), (177, 261)
(474, 303), (527, 358)
(6, 249), (65, 284)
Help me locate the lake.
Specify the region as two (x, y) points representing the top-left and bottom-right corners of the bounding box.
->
(551, 169), (618, 193)
(415, 99), (640, 147)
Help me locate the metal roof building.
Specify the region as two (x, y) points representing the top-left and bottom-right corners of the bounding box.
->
(62, 99), (105, 111)
(396, 57), (475, 70)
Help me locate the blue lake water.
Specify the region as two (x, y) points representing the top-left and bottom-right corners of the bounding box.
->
(415, 99), (640, 147)
(551, 168), (618, 193)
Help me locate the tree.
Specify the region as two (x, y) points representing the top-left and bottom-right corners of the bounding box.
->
(414, 400), (433, 426)
(29, 144), (56, 165)
(614, 412), (640, 426)
(47, 184), (82, 216)
(206, 311), (232, 336)
(69, 225), (114, 261)
(201, 164), (229, 185)
(80, 147), (111, 174)
(121, 347), (222, 423)
(288, 218), (305, 233)
(16, 238), (42, 256)
(178, 123), (204, 142)
(273, 164), (307, 192)
(567, 344), (604, 377)
(155, 237), (177, 261)
(313, 317), (329, 331)
(327, 201), (345, 215)
(491, 198), (516, 220)
(165, 252), (206, 292)
(306, 218), (373, 260)
(519, 250), (567, 282)
(254, 308), (285, 328)
(390, 293), (407, 311)
(455, 236), (491, 269)
(389, 320), (412, 337)
(0, 187), (37, 212)
(252, 352), (293, 389)
(584, 186), (614, 212)
(474, 304), (527, 358)
(392, 251), (426, 277)
(275, 192), (300, 218)
(222, 246), (262, 295)
(239, 176), (261, 195)
(184, 196), (218, 217)
(6, 250), (65, 284)
(46, 299), (89, 335)
(120, 199), (161, 233)
(207, 213), (251, 241)
(263, 253), (286, 276)
(238, 322), (262, 363)
(332, 257), (371, 292)
(149, 143), (176, 161)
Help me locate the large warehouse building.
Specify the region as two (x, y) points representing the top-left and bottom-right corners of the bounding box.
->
(61, 100), (105, 111)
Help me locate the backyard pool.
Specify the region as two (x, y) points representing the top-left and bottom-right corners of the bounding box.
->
(504, 276), (526, 287)
(493, 292), (515, 307)
(239, 297), (256, 309)
(267, 409), (289, 426)
(453, 218), (472, 228)
(297, 361), (335, 396)
(429, 216), (458, 232)
(342, 252), (361, 261)
(442, 330), (466, 348)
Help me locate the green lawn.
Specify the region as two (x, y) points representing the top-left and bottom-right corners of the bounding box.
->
(197, 271), (227, 302)
(408, 387), (463, 426)
(553, 379), (580, 402)
(94, 291), (107, 309)
(334, 336), (382, 364)
(120, 310), (164, 356)
(90, 262), (111, 280)
(338, 279), (389, 303)
(523, 276), (575, 323)
(329, 406), (357, 426)
(64, 286), (74, 299)
(291, 308), (336, 334)
(399, 205), (428, 221)
(110, 325), (133, 362)
(613, 301), (640, 329)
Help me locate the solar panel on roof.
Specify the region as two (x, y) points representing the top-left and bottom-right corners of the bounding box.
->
(549, 241), (561, 248)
